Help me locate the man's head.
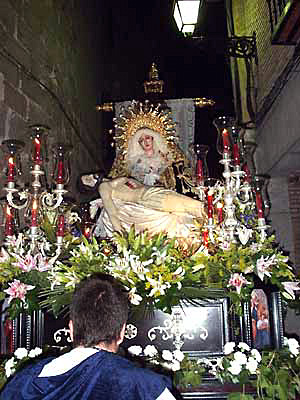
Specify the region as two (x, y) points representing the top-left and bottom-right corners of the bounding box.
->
(69, 273), (129, 348)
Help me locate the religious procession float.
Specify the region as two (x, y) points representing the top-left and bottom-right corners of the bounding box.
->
(0, 96), (299, 399)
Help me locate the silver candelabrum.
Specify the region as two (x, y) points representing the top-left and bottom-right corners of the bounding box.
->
(1, 125), (72, 251)
(187, 116), (269, 246)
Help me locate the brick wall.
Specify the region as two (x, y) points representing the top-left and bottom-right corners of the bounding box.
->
(230, 1), (300, 276)
(0, 0), (111, 200)
(288, 175), (300, 272)
(231, 0), (294, 123)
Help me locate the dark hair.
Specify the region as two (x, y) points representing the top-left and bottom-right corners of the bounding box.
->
(70, 273), (129, 347)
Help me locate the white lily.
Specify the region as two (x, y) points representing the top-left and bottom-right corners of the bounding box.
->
(129, 254), (152, 280)
(37, 253), (59, 272)
(128, 287), (143, 305)
(171, 266), (185, 289)
(0, 247), (10, 262)
(282, 281), (300, 300)
(65, 271), (80, 288)
(256, 255), (275, 281)
(151, 247), (168, 265)
(147, 275), (169, 297)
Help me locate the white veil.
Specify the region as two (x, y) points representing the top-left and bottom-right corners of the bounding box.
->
(125, 128), (172, 172)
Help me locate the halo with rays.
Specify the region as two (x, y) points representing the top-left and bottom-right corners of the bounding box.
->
(109, 100), (187, 180)
(112, 100), (177, 156)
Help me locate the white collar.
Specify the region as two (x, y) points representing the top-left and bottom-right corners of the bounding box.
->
(38, 347), (99, 378)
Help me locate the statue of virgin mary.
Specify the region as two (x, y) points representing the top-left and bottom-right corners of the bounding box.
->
(88, 100), (206, 241)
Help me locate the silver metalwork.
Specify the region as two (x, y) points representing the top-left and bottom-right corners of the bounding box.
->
(124, 324), (138, 340)
(53, 328), (72, 344)
(2, 131), (70, 252)
(148, 308), (208, 350)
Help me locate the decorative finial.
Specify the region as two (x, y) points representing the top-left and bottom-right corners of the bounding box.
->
(149, 63), (159, 80)
(144, 63), (164, 94)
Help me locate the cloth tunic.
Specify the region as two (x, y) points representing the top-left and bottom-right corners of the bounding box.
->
(0, 348), (175, 400)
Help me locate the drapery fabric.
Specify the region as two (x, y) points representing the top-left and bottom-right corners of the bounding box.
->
(0, 348), (174, 400)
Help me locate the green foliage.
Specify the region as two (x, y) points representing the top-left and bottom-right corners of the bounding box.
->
(0, 227), (299, 319)
(212, 341), (300, 400)
(228, 393), (254, 400)
(174, 358), (206, 388)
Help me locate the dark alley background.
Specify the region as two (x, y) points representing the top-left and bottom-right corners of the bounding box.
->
(90, 0), (235, 177)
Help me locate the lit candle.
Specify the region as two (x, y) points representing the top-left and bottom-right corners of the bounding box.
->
(255, 192), (264, 219)
(222, 129), (230, 154)
(233, 143), (240, 166)
(34, 138), (41, 164)
(31, 199), (38, 227)
(7, 157), (15, 183)
(5, 205), (13, 236)
(56, 214), (65, 237)
(243, 163), (252, 183)
(207, 190), (214, 219)
(196, 159), (203, 185)
(56, 159), (65, 184)
(202, 229), (208, 247)
(83, 226), (91, 240)
(217, 202), (223, 223)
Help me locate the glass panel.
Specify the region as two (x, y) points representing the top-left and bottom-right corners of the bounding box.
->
(182, 24), (195, 33)
(178, 0), (200, 24)
(173, 4), (183, 31)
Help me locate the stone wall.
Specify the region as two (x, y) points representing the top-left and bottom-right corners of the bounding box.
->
(0, 0), (110, 202)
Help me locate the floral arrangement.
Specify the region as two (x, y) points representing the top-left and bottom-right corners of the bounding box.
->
(0, 226), (299, 319)
(201, 338), (300, 400)
(127, 345), (206, 388)
(0, 347), (43, 390)
(128, 344), (184, 372)
(128, 339), (300, 400)
(1, 339), (299, 398)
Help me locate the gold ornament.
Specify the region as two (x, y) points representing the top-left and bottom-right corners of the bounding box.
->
(109, 100), (190, 189)
(143, 62), (164, 94)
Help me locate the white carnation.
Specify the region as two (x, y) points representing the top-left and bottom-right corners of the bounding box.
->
(171, 360), (181, 371)
(5, 357), (15, 369)
(5, 366), (15, 378)
(216, 357), (224, 370)
(5, 357), (16, 378)
(224, 342), (235, 355)
(228, 360), (242, 375)
(28, 347), (43, 358)
(143, 345), (158, 357)
(234, 351), (247, 365)
(128, 345), (142, 356)
(250, 348), (262, 362)
(246, 357), (258, 374)
(162, 350), (173, 361)
(14, 347), (28, 360)
(287, 338), (300, 356)
(161, 362), (173, 370)
(238, 342), (250, 352)
(173, 349), (185, 362)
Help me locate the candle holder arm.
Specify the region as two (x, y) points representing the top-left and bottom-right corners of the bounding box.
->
(6, 190), (29, 210)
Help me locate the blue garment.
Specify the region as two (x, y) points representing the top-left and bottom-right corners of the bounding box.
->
(0, 350), (172, 400)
